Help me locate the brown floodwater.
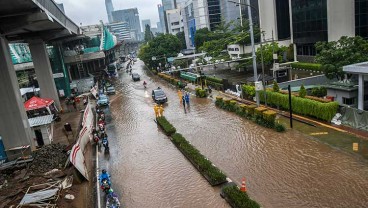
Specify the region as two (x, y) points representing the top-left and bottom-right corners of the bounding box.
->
(100, 60), (368, 208)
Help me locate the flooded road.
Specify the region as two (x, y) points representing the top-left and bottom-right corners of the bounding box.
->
(100, 60), (368, 208)
(98, 63), (229, 207)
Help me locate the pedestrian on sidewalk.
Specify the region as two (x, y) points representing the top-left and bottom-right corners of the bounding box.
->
(83, 96), (88, 106)
(72, 99), (77, 111)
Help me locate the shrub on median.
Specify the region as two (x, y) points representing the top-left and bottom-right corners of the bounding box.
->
(172, 133), (227, 185)
(156, 116), (176, 135)
(195, 88), (207, 98)
(223, 185), (260, 208)
(215, 98), (285, 132)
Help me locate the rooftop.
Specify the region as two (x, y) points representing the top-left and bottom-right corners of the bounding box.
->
(28, 115), (54, 127)
(343, 61), (368, 74)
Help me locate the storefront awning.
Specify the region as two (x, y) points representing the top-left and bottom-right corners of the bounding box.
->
(24, 96), (54, 111)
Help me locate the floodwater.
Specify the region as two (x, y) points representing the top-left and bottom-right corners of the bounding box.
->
(99, 60), (368, 208)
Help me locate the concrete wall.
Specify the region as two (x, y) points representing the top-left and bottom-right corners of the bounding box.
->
(327, 0), (355, 41)
(327, 89), (358, 107)
(31, 124), (53, 148)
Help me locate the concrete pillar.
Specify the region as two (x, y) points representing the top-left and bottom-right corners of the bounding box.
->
(28, 39), (61, 108)
(0, 37), (33, 158)
(327, 0), (355, 41)
(358, 74), (364, 110)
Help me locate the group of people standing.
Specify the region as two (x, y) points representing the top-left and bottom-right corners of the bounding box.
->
(178, 90), (190, 108)
(153, 104), (164, 117)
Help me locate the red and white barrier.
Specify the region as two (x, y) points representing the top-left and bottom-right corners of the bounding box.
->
(69, 103), (94, 181)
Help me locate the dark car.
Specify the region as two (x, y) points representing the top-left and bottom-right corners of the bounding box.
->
(132, 73), (140, 81)
(106, 86), (116, 95)
(152, 88), (168, 104)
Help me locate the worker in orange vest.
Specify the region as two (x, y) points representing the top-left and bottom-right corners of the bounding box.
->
(158, 105), (164, 117)
(153, 104), (159, 117)
(177, 90), (183, 104)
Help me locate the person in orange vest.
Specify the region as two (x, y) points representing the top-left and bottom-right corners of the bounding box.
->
(177, 90), (183, 104)
(153, 104), (159, 117)
(159, 105), (164, 117)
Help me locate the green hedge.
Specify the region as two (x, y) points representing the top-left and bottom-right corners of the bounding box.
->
(206, 80), (224, 90)
(205, 76), (223, 84)
(259, 90), (339, 121)
(172, 133), (227, 185)
(156, 116), (177, 135)
(222, 185), (260, 208)
(195, 88), (207, 98)
(242, 85), (256, 99)
(291, 62), (322, 72)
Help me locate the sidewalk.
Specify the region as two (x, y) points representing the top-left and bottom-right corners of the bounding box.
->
(218, 91), (368, 140)
(53, 99), (85, 146)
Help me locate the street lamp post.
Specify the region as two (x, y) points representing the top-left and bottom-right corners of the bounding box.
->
(229, 0), (259, 106)
(246, 0), (260, 106)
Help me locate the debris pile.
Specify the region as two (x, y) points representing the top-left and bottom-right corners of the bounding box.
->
(29, 144), (68, 174)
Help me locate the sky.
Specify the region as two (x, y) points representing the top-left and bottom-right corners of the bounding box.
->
(57, 0), (161, 27)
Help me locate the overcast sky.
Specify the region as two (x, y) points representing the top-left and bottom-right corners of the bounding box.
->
(57, 0), (161, 27)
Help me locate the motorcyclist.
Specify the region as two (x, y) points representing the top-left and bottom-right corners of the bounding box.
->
(102, 134), (109, 147)
(98, 118), (105, 126)
(99, 169), (111, 186)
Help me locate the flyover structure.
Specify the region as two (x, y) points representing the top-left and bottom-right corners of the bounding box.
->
(0, 0), (80, 159)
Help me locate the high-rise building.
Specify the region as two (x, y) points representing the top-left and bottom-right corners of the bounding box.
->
(158, 4), (166, 33)
(162, 0), (177, 33)
(207, 0), (221, 31)
(105, 0), (115, 23)
(142, 19), (151, 31)
(108, 22), (131, 42)
(157, 21), (163, 33)
(112, 8), (142, 40)
(182, 0), (211, 48)
(166, 9), (184, 35)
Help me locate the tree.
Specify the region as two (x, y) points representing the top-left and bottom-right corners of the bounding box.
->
(299, 84), (306, 98)
(194, 28), (212, 50)
(272, 81), (279, 92)
(256, 42), (288, 68)
(144, 25), (154, 42)
(315, 36), (368, 80)
(176, 31), (186, 50)
(138, 34), (181, 68)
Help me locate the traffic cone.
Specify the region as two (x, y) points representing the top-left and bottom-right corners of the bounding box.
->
(240, 178), (246, 192)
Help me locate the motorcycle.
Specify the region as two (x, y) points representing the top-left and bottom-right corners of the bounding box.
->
(98, 123), (105, 132)
(102, 137), (109, 153)
(101, 179), (111, 194)
(106, 191), (121, 208)
(93, 134), (101, 149)
(98, 113), (105, 121)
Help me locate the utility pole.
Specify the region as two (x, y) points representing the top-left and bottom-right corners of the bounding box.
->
(246, 0), (259, 106)
(260, 31), (266, 106)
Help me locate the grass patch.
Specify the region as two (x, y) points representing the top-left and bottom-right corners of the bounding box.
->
(222, 185), (260, 208)
(156, 116), (176, 135)
(172, 133), (227, 185)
